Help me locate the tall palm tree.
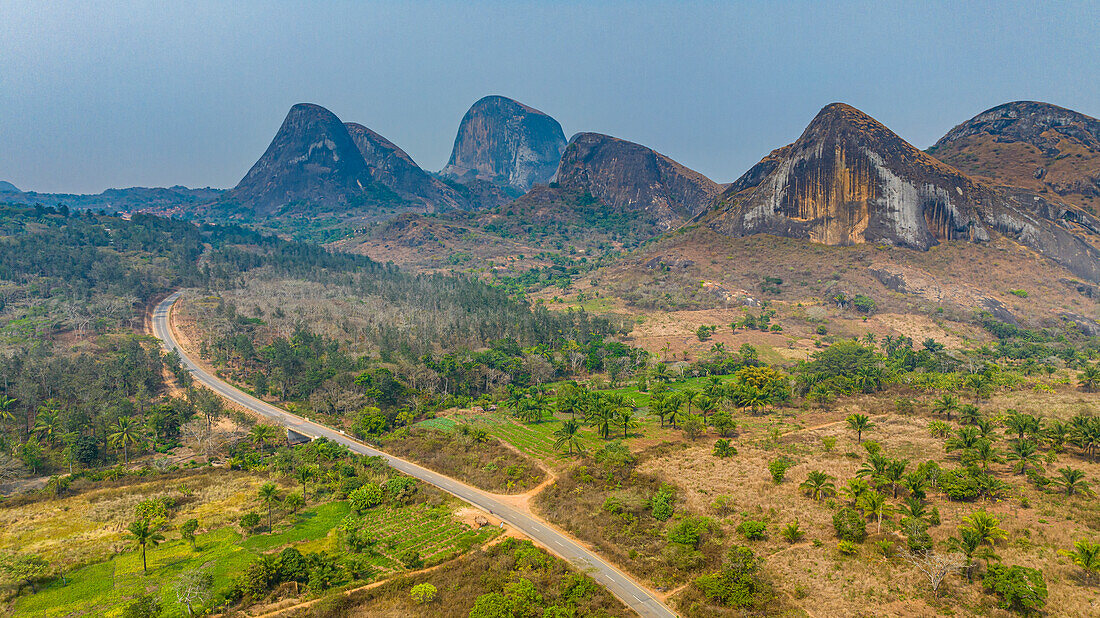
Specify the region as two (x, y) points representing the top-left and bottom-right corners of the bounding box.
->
(249, 423), (280, 452)
(881, 458), (909, 499)
(931, 394), (959, 421)
(736, 385), (771, 415)
(615, 408), (637, 438)
(899, 496), (928, 524)
(1054, 466), (1090, 496)
(949, 529), (998, 582)
(126, 519), (165, 574)
(846, 413), (874, 444)
(295, 464), (317, 497)
(554, 420), (583, 456)
(258, 482), (281, 533)
(109, 416), (143, 464)
(799, 470), (836, 501)
(1061, 539), (1100, 584)
(695, 395), (717, 424)
(858, 491), (893, 534)
(33, 401), (62, 446)
(958, 404), (982, 426)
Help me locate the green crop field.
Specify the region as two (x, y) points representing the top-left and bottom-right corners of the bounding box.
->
(15, 500), (495, 617)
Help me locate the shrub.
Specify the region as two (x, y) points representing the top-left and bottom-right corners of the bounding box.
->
(768, 458), (791, 484)
(852, 295), (876, 314)
(663, 542), (706, 570)
(837, 541), (860, 556)
(1008, 289), (1028, 298)
(349, 483), (383, 513)
(399, 549), (422, 569)
(713, 439), (737, 458)
(240, 512), (261, 530)
(692, 546), (770, 609)
(940, 468), (982, 501)
(410, 583), (437, 604)
(737, 520), (768, 540)
(668, 516), (715, 549)
(122, 595), (161, 618)
(832, 507), (867, 542)
(650, 487), (675, 521)
(821, 436), (837, 452)
(983, 564), (1047, 614)
(780, 521), (804, 543)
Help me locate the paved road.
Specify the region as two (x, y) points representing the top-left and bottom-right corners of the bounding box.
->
(152, 292), (676, 618)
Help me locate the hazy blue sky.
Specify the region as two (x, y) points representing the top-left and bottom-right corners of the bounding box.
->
(2, 1), (1097, 193)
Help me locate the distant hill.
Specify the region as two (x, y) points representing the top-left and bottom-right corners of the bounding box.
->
(0, 184), (222, 214)
(929, 101), (1100, 214)
(0, 181), (19, 192)
(555, 132), (721, 231)
(440, 96), (567, 194)
(707, 102), (1100, 282)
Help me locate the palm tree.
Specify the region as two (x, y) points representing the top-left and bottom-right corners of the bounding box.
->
(945, 426), (981, 453)
(949, 528), (998, 582)
(109, 416), (143, 464)
(33, 401), (62, 446)
(857, 452), (889, 481)
(1061, 539), (1100, 584)
(1006, 439), (1040, 474)
(586, 396), (614, 439)
(841, 478), (872, 505)
(554, 420), (583, 456)
(695, 395), (717, 424)
(931, 394), (959, 421)
(615, 408), (637, 438)
(1079, 364), (1100, 393)
(295, 464), (317, 497)
(852, 367), (882, 394)
(959, 510), (1007, 547)
(973, 440), (1004, 471)
(736, 385), (771, 415)
(258, 482), (281, 532)
(126, 519), (165, 574)
(846, 413), (874, 444)
(1054, 466), (1090, 496)
(958, 404), (982, 426)
(0, 395), (17, 423)
(899, 496), (928, 524)
(799, 470), (836, 501)
(682, 388), (700, 415)
(249, 423), (280, 452)
(858, 491), (893, 534)
(881, 458), (909, 499)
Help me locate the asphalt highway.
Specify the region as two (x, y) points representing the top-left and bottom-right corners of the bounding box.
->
(152, 291), (677, 618)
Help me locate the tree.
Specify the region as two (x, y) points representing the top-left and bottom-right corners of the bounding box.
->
(554, 420), (584, 456)
(1054, 466), (1090, 495)
(1079, 364), (1100, 393)
(285, 491), (305, 515)
(931, 394), (959, 421)
(902, 549), (965, 597)
(846, 413), (874, 444)
(713, 439), (737, 458)
(410, 582), (437, 604)
(780, 520), (804, 544)
(349, 483), (383, 513)
(615, 407), (637, 438)
(258, 482), (281, 532)
(983, 564), (1047, 615)
(959, 510), (1007, 547)
(175, 567), (214, 616)
(1060, 539), (1100, 585)
(799, 470), (836, 501)
(32, 401), (62, 446)
(833, 507), (866, 542)
(692, 546), (770, 609)
(109, 416), (144, 464)
(0, 552), (50, 593)
(1007, 439), (1040, 474)
(858, 491), (893, 534)
(179, 519), (199, 549)
(126, 520), (165, 574)
(0, 395), (17, 423)
(949, 529), (999, 582)
(249, 423), (280, 452)
(295, 464), (318, 497)
(681, 414), (705, 440)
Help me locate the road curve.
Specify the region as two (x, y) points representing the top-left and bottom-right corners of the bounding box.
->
(152, 292), (677, 618)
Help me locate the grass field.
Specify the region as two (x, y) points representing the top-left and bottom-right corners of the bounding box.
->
(14, 499), (496, 617)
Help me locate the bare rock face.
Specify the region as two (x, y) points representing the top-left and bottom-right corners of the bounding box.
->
(344, 122), (468, 211)
(710, 103), (1100, 282)
(554, 132), (721, 230)
(929, 101), (1100, 214)
(224, 103), (376, 216)
(440, 96), (567, 194)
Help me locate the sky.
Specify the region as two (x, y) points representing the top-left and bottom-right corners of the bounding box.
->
(1, 0), (1098, 194)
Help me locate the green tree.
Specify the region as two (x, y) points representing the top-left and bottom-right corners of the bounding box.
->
(179, 518), (199, 549)
(1079, 364), (1100, 393)
(858, 491), (893, 534)
(681, 414), (705, 440)
(249, 423), (280, 452)
(713, 439), (737, 458)
(983, 564), (1047, 615)
(258, 482), (281, 532)
(1060, 539), (1100, 585)
(349, 483), (383, 513)
(799, 470), (836, 501)
(846, 413), (874, 444)
(615, 407), (637, 438)
(109, 416), (144, 464)
(931, 393), (960, 421)
(284, 491), (305, 515)
(126, 520), (165, 574)
(554, 420), (584, 456)
(1007, 439), (1040, 474)
(959, 510), (1007, 547)
(410, 582), (437, 604)
(1054, 466), (1090, 495)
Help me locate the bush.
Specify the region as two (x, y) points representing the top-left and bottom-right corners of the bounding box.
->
(399, 549), (422, 569)
(410, 582), (437, 604)
(983, 564), (1047, 615)
(780, 521), (804, 543)
(713, 439), (737, 458)
(837, 541), (860, 556)
(240, 512), (261, 530)
(737, 520), (768, 540)
(122, 595), (162, 618)
(692, 546), (771, 609)
(668, 515), (715, 549)
(349, 483), (383, 513)
(852, 294), (876, 314)
(663, 542), (705, 570)
(940, 468), (982, 501)
(832, 507), (866, 542)
(650, 487), (674, 521)
(768, 458), (791, 484)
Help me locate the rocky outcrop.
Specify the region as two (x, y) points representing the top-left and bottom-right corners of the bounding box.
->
(344, 122), (467, 211)
(554, 132), (722, 230)
(709, 103), (1100, 282)
(223, 103), (378, 216)
(929, 101), (1100, 213)
(440, 96), (567, 194)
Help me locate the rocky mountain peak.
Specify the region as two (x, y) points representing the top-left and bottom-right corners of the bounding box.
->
(440, 95), (567, 194)
(555, 132), (721, 230)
